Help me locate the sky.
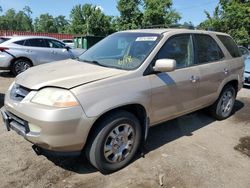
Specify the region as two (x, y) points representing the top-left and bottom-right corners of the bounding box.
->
(0, 0), (219, 26)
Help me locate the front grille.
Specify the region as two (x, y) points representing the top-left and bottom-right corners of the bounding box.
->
(5, 110), (30, 134)
(10, 84), (30, 101)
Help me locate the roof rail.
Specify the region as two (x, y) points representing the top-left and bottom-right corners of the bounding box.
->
(143, 24), (195, 30)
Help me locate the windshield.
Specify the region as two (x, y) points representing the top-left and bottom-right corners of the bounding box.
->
(0, 37), (11, 44)
(78, 32), (160, 70)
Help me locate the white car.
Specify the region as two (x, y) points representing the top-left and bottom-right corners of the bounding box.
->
(61, 39), (75, 49)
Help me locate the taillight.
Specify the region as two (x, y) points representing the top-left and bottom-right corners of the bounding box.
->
(0, 47), (9, 52)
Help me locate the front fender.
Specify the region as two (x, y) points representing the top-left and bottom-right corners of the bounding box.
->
(71, 76), (152, 118)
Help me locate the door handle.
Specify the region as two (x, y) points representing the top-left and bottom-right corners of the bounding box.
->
(224, 68), (229, 75)
(190, 75), (199, 83)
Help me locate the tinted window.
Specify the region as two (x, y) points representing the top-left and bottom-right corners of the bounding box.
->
(194, 34), (224, 64)
(239, 46), (249, 56)
(25, 39), (46, 47)
(217, 35), (241, 58)
(157, 34), (194, 68)
(0, 37), (10, 44)
(45, 39), (65, 48)
(14, 40), (25, 45)
(62, 40), (73, 43)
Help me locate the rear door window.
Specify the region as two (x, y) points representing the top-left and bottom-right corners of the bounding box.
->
(0, 37), (10, 44)
(217, 35), (241, 58)
(194, 34), (224, 64)
(14, 40), (25, 46)
(25, 39), (46, 48)
(157, 34), (194, 69)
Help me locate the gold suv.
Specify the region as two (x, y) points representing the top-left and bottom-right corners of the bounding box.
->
(1, 29), (244, 173)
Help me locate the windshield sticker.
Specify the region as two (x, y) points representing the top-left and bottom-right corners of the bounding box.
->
(135, 36), (157, 42)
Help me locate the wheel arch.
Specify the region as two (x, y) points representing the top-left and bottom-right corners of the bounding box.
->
(222, 80), (238, 96)
(11, 56), (34, 66)
(85, 103), (149, 150)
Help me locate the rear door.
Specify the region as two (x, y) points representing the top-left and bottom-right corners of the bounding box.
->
(193, 34), (227, 106)
(44, 39), (73, 61)
(149, 34), (201, 124)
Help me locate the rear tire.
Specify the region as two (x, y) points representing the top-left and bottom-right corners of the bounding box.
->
(209, 85), (236, 120)
(11, 58), (32, 76)
(85, 110), (142, 174)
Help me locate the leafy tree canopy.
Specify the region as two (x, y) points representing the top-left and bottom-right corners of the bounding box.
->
(70, 4), (111, 35)
(143, 0), (181, 27)
(198, 0), (250, 45)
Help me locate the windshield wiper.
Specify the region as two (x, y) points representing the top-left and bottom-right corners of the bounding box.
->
(80, 59), (109, 68)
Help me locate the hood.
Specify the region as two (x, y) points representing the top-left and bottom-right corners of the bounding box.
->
(16, 59), (127, 90)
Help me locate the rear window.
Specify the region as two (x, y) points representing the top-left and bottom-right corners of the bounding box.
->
(217, 35), (241, 58)
(14, 40), (25, 46)
(0, 37), (10, 44)
(194, 34), (224, 64)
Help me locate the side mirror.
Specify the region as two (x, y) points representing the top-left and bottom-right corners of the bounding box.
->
(153, 59), (176, 72)
(64, 46), (70, 51)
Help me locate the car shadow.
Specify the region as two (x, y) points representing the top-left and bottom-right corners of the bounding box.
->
(0, 93), (4, 108)
(42, 153), (97, 174)
(40, 100), (244, 174)
(0, 71), (14, 78)
(143, 100), (244, 154)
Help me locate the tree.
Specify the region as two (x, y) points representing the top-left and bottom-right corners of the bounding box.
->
(0, 6), (33, 31)
(183, 21), (195, 29)
(116, 0), (143, 30)
(34, 13), (57, 33)
(198, 0), (250, 46)
(54, 15), (70, 33)
(70, 4), (111, 35)
(3, 9), (17, 30)
(142, 0), (181, 27)
(15, 6), (33, 31)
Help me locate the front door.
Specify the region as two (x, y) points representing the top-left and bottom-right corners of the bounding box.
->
(24, 38), (54, 65)
(149, 34), (200, 124)
(44, 39), (73, 62)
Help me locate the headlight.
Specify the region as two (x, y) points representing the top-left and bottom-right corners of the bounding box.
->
(8, 82), (15, 91)
(31, 88), (79, 108)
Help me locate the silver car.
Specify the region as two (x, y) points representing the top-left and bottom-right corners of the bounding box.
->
(0, 36), (83, 75)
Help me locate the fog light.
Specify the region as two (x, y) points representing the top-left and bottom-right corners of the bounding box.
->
(29, 123), (41, 133)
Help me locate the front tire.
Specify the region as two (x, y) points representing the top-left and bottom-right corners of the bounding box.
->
(209, 85), (236, 120)
(11, 58), (32, 76)
(85, 111), (142, 174)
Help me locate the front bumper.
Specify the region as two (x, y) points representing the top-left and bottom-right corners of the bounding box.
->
(244, 72), (250, 86)
(1, 90), (96, 152)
